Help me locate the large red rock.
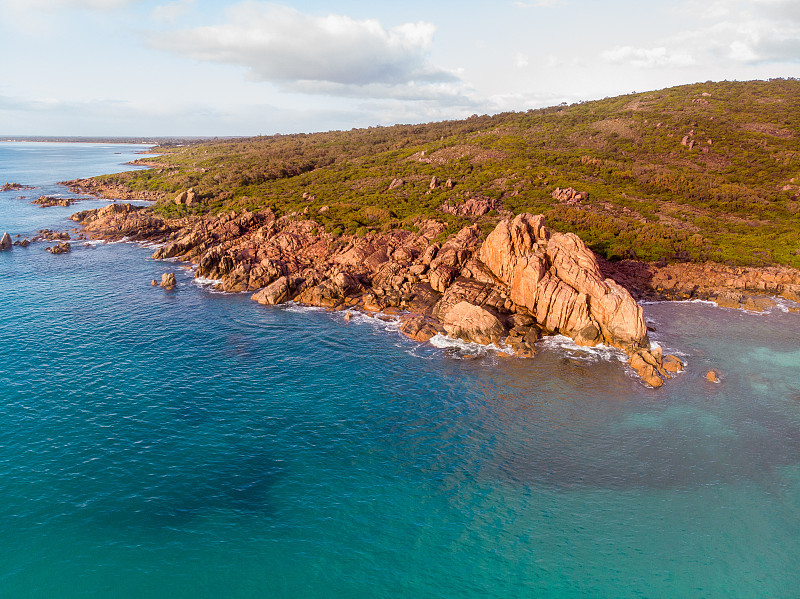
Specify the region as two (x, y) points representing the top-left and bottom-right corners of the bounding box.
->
(479, 213), (648, 351)
(251, 276), (290, 305)
(442, 301), (505, 345)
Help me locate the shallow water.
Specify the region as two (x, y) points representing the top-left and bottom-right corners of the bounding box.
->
(2, 142), (800, 598)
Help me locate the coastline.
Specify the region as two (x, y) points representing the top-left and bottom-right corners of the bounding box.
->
(50, 172), (799, 387)
(62, 175), (800, 312)
(64, 183), (692, 387)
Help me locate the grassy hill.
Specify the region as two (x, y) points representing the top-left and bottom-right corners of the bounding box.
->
(94, 79), (800, 268)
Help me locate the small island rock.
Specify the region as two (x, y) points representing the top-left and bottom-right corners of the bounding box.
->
(46, 242), (71, 254)
(161, 272), (177, 288)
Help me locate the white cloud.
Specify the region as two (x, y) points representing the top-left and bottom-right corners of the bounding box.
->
(514, 0), (565, 7)
(602, 46), (696, 68)
(514, 52), (530, 68)
(151, 0), (195, 23)
(602, 0), (800, 70)
(677, 0), (800, 63)
(0, 0), (136, 9)
(152, 2), (459, 99)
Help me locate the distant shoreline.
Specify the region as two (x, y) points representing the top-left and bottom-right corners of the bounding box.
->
(0, 136), (237, 145)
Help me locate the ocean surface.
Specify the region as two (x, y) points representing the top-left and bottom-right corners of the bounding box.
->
(2, 142), (800, 598)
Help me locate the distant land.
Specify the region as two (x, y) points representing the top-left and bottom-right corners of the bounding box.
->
(0, 136), (234, 146)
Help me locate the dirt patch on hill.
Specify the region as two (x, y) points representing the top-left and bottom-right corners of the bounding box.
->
(742, 122), (794, 139)
(407, 145), (506, 165)
(592, 118), (639, 140)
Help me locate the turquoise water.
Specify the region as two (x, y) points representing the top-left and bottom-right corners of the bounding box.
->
(2, 142), (800, 598)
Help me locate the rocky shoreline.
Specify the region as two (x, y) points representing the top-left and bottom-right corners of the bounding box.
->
(69, 200), (696, 387)
(57, 171), (800, 388)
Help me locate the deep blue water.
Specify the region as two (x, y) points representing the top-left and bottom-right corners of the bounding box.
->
(2, 142), (800, 598)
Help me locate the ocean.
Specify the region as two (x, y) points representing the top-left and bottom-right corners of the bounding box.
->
(1, 142), (800, 598)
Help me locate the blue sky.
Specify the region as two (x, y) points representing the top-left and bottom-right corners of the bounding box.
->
(1, 0), (799, 136)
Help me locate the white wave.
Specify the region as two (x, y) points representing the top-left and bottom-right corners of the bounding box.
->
(343, 310), (403, 332)
(640, 299), (718, 307)
(137, 240), (163, 250)
(283, 302), (326, 314)
(771, 297), (799, 313)
(540, 335), (627, 363)
(428, 334), (513, 357)
(193, 277), (223, 287)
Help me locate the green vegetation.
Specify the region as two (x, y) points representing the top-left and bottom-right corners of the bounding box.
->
(98, 79), (800, 267)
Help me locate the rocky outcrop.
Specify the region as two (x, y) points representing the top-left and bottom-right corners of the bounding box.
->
(174, 188), (198, 206)
(440, 195), (500, 218)
(73, 204), (680, 386)
(32, 195), (73, 207)
(442, 301), (504, 345)
(551, 187), (588, 206)
(72, 203), (175, 240)
(33, 229), (70, 242)
(161, 272), (177, 288)
(0, 232), (11, 250)
(1, 182), (33, 192)
(46, 242), (71, 254)
(600, 259), (800, 309)
(62, 178), (164, 202)
(479, 213), (647, 352)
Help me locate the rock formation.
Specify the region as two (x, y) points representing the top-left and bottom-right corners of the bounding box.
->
(0, 232), (11, 250)
(1, 182), (33, 192)
(551, 187), (588, 206)
(174, 188), (197, 206)
(32, 195), (73, 207)
(479, 213), (647, 352)
(161, 273), (177, 288)
(46, 242), (71, 254)
(72, 205), (680, 386)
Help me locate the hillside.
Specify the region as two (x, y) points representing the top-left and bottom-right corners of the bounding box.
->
(86, 79), (800, 268)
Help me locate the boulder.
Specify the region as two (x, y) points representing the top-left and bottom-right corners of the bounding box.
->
(662, 354), (684, 373)
(551, 187), (588, 206)
(400, 316), (439, 343)
(251, 276), (290, 305)
(442, 301), (505, 345)
(46, 242), (71, 254)
(706, 370), (720, 383)
(173, 188), (197, 206)
(161, 272), (177, 288)
(0, 232), (11, 250)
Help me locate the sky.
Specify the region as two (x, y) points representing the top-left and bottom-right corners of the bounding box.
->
(1, 0), (799, 136)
